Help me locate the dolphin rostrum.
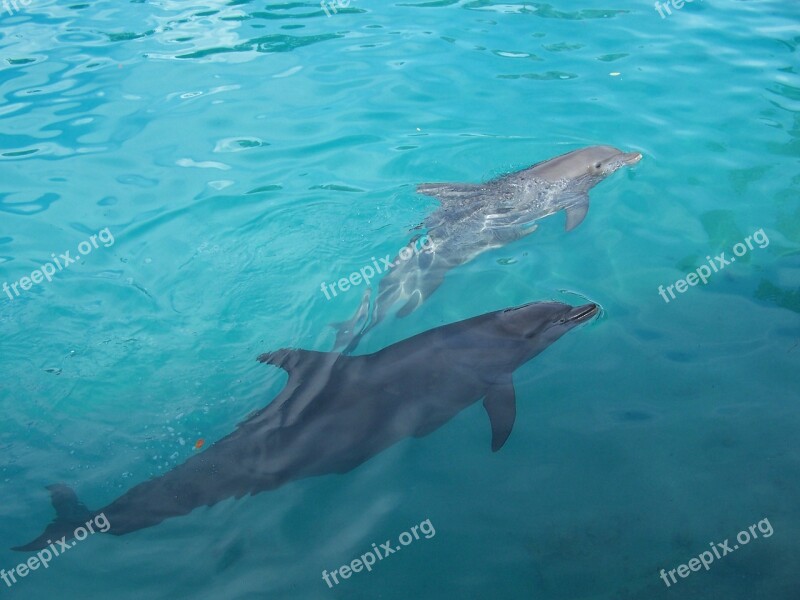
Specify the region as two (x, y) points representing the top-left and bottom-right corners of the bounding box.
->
(14, 300), (598, 551)
(334, 145), (640, 351)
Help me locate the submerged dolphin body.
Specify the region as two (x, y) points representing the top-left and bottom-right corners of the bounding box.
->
(334, 145), (640, 351)
(14, 301), (598, 551)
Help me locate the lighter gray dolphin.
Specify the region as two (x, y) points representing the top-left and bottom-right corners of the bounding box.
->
(334, 145), (640, 352)
(13, 300), (597, 551)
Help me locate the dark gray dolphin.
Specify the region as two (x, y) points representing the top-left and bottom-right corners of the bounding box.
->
(334, 145), (640, 351)
(14, 300), (598, 551)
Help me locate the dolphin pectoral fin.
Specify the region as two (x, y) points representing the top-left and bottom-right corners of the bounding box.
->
(564, 197), (589, 232)
(396, 268), (446, 319)
(491, 223), (538, 244)
(396, 290), (423, 318)
(13, 485), (94, 552)
(483, 379), (517, 452)
(331, 289), (373, 351)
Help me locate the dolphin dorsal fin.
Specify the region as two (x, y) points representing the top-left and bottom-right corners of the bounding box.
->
(416, 182), (481, 204)
(483, 377), (517, 452)
(257, 348), (330, 375)
(564, 196), (590, 232)
(247, 348), (341, 430)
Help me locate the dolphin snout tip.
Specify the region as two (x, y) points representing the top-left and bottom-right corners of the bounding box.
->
(568, 303), (599, 323)
(625, 151), (643, 165)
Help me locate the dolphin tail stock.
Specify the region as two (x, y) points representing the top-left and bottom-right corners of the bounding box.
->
(13, 484), (95, 552)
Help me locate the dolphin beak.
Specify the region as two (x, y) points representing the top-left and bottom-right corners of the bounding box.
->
(621, 151), (643, 165)
(567, 303), (599, 323)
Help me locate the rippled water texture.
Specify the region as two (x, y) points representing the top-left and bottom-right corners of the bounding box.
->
(1, 1), (798, 599)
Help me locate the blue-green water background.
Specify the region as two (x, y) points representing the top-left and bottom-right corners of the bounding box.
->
(1, 1), (798, 598)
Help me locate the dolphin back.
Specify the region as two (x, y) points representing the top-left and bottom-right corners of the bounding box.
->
(416, 182), (482, 203)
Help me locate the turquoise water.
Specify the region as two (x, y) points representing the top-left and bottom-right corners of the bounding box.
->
(1, 0), (798, 598)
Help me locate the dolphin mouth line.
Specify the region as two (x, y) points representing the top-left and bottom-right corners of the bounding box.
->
(568, 303), (599, 323)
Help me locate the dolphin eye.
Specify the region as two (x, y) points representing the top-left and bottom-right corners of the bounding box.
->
(594, 162), (602, 169)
